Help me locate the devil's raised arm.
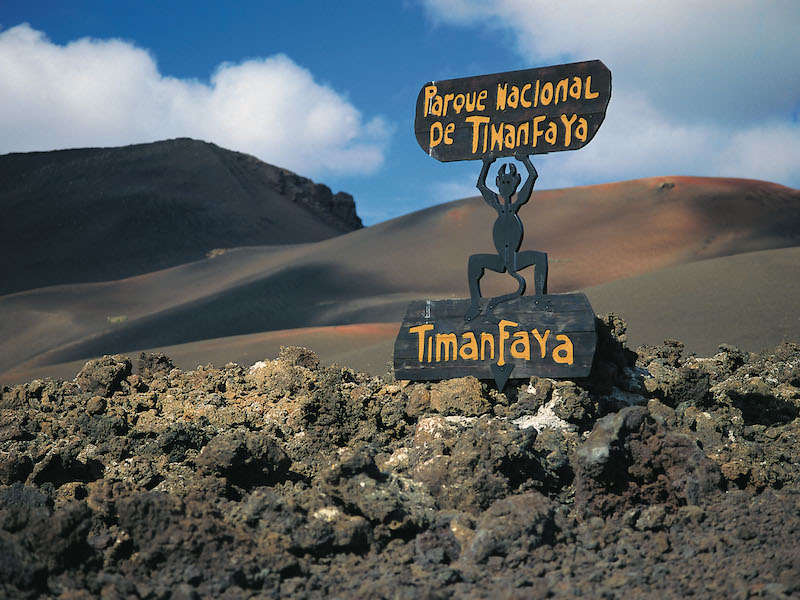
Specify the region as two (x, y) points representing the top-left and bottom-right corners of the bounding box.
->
(477, 154), (500, 210)
(513, 151), (538, 208)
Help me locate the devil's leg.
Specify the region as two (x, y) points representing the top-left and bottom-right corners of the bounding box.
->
(466, 253), (504, 321)
(516, 250), (548, 295)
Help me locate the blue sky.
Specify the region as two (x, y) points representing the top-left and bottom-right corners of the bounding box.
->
(1, 1), (798, 224)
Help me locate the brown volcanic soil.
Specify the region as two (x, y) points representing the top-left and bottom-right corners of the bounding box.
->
(5, 244), (800, 385)
(1, 319), (799, 598)
(1, 176), (798, 384)
(351, 175), (800, 294)
(0, 138), (361, 295)
(586, 246), (800, 355)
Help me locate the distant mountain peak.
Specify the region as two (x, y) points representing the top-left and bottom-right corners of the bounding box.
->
(0, 138), (362, 294)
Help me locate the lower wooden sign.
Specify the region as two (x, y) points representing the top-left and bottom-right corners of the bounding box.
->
(393, 293), (597, 389)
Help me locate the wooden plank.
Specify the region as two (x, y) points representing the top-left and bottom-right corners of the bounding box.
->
(393, 294), (597, 383)
(415, 60), (611, 162)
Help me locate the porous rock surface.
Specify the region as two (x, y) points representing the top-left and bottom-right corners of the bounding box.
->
(1, 316), (798, 598)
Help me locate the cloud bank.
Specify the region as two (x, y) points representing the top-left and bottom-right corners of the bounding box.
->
(421, 0), (800, 188)
(0, 24), (389, 176)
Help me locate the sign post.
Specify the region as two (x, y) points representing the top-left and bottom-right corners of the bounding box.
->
(396, 60), (612, 390)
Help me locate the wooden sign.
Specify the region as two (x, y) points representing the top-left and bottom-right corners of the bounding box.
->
(415, 60), (611, 162)
(394, 294), (597, 388)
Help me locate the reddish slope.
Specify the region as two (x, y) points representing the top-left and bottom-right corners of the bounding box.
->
(1, 176), (797, 382)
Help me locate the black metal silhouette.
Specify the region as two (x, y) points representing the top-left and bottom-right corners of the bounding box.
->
(465, 151), (548, 323)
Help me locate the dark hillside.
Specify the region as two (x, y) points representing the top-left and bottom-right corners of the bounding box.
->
(0, 138), (361, 294)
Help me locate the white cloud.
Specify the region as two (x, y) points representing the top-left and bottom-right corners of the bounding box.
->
(431, 178), (480, 202)
(0, 24), (390, 175)
(420, 0), (800, 188)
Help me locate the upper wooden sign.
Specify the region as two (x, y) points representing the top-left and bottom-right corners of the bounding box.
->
(415, 60), (611, 162)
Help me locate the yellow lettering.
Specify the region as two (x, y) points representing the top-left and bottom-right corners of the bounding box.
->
(532, 115), (546, 147)
(480, 332), (495, 360)
(555, 78), (568, 104)
(504, 124), (515, 149)
(569, 77), (582, 99)
(490, 122), (504, 151)
(465, 91), (477, 112)
(423, 85), (437, 117)
(496, 83), (508, 110)
(520, 83), (532, 108)
(443, 93), (455, 117)
(428, 335), (433, 362)
(429, 122), (443, 148)
(431, 95), (443, 116)
(498, 319), (517, 367)
(466, 115), (490, 154)
(453, 93), (466, 114)
(575, 118), (588, 142)
(409, 324), (433, 362)
(585, 76), (599, 99)
(545, 121), (558, 145)
(532, 328), (550, 358)
(540, 81), (553, 105)
(436, 333), (457, 362)
(444, 122), (455, 145)
(507, 85), (519, 108)
(477, 89), (487, 111)
(460, 332), (479, 360)
(510, 331), (531, 360)
(560, 113), (577, 147)
(516, 122), (529, 146)
(534, 79), (540, 107)
(553, 334), (574, 364)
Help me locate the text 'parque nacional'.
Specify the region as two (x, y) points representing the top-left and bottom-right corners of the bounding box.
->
(414, 60), (611, 162)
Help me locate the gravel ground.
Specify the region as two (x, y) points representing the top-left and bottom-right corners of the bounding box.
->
(1, 315), (798, 598)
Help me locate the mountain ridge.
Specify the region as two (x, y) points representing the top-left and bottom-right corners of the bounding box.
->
(0, 138), (362, 294)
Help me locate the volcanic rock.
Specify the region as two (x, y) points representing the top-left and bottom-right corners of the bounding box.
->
(573, 406), (723, 518)
(1, 321), (799, 597)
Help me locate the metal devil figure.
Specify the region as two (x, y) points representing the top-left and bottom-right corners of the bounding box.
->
(394, 60), (612, 390)
(466, 151), (547, 324)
